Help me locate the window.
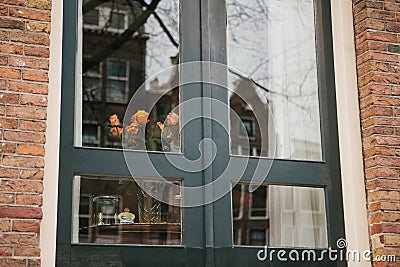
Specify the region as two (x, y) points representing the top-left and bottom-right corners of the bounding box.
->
(239, 117), (255, 139)
(59, 0), (345, 265)
(249, 229), (267, 246)
(82, 122), (100, 147)
(249, 185), (267, 218)
(106, 60), (129, 103)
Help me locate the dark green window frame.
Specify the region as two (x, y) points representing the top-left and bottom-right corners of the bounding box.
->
(57, 0), (346, 266)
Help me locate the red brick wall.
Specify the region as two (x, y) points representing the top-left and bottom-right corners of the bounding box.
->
(353, 0), (400, 266)
(0, 0), (50, 266)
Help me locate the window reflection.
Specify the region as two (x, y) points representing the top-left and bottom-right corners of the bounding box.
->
(73, 176), (182, 245)
(232, 183), (328, 248)
(79, 0), (180, 151)
(227, 0), (322, 160)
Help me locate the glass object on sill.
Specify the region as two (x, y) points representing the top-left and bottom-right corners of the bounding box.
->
(232, 183), (328, 248)
(78, 0), (181, 152)
(73, 175), (182, 245)
(93, 196), (119, 225)
(227, 0), (322, 160)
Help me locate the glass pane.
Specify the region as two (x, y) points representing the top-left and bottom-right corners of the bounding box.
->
(227, 0), (322, 160)
(110, 12), (125, 30)
(79, 0), (181, 152)
(83, 9), (99, 26)
(107, 60), (127, 77)
(73, 175), (182, 245)
(232, 183), (328, 248)
(106, 80), (127, 103)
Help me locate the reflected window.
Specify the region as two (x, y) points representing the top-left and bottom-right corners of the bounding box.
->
(249, 229), (267, 246)
(73, 176), (182, 245)
(250, 186), (267, 218)
(110, 11), (126, 30)
(82, 123), (100, 147)
(106, 60), (129, 103)
(232, 183), (327, 248)
(239, 118), (255, 139)
(83, 9), (99, 26)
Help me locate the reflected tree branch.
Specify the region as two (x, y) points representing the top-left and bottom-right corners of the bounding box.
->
(83, 0), (161, 73)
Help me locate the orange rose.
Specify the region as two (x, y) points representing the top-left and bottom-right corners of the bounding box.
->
(166, 112), (179, 126)
(126, 124), (139, 135)
(109, 114), (121, 127)
(131, 110), (149, 125)
(110, 127), (122, 136)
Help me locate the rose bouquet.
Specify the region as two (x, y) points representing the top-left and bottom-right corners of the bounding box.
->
(108, 110), (180, 152)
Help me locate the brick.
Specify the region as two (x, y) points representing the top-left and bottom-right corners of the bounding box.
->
(0, 0), (25, 6)
(28, 259), (40, 267)
(6, 105), (47, 120)
(0, 206), (42, 219)
(27, 21), (50, 33)
(20, 94), (47, 106)
(2, 155), (45, 168)
(360, 84), (391, 98)
(360, 95), (400, 110)
(0, 258), (27, 267)
(18, 144), (45, 156)
(8, 81), (48, 94)
(0, 5), (8, 16)
(0, 233), (37, 246)
(364, 146), (394, 158)
(0, 179), (43, 194)
(355, 19), (386, 35)
(14, 247), (40, 257)
(9, 55), (49, 70)
(0, 220), (11, 231)
(20, 169), (43, 180)
(12, 220), (40, 232)
(0, 193), (14, 204)
(384, 3), (400, 13)
(374, 73), (400, 85)
(367, 179), (400, 190)
(4, 131), (45, 143)
(0, 54), (8, 65)
(0, 167), (18, 178)
(0, 247), (12, 256)
(16, 194), (42, 205)
(386, 22), (400, 33)
(369, 190), (400, 202)
(27, 0), (51, 10)
(0, 31), (9, 41)
(361, 106), (392, 120)
(0, 67), (20, 79)
(24, 45), (49, 58)
(389, 64), (400, 74)
(365, 167), (398, 179)
(10, 7), (51, 22)
(1, 142), (17, 153)
(22, 69), (48, 82)
(0, 43), (23, 54)
(0, 17), (24, 30)
(361, 31), (398, 43)
(0, 104), (5, 115)
(0, 92), (20, 105)
(10, 32), (50, 46)
(19, 120), (46, 132)
(386, 235), (400, 246)
(367, 9), (397, 22)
